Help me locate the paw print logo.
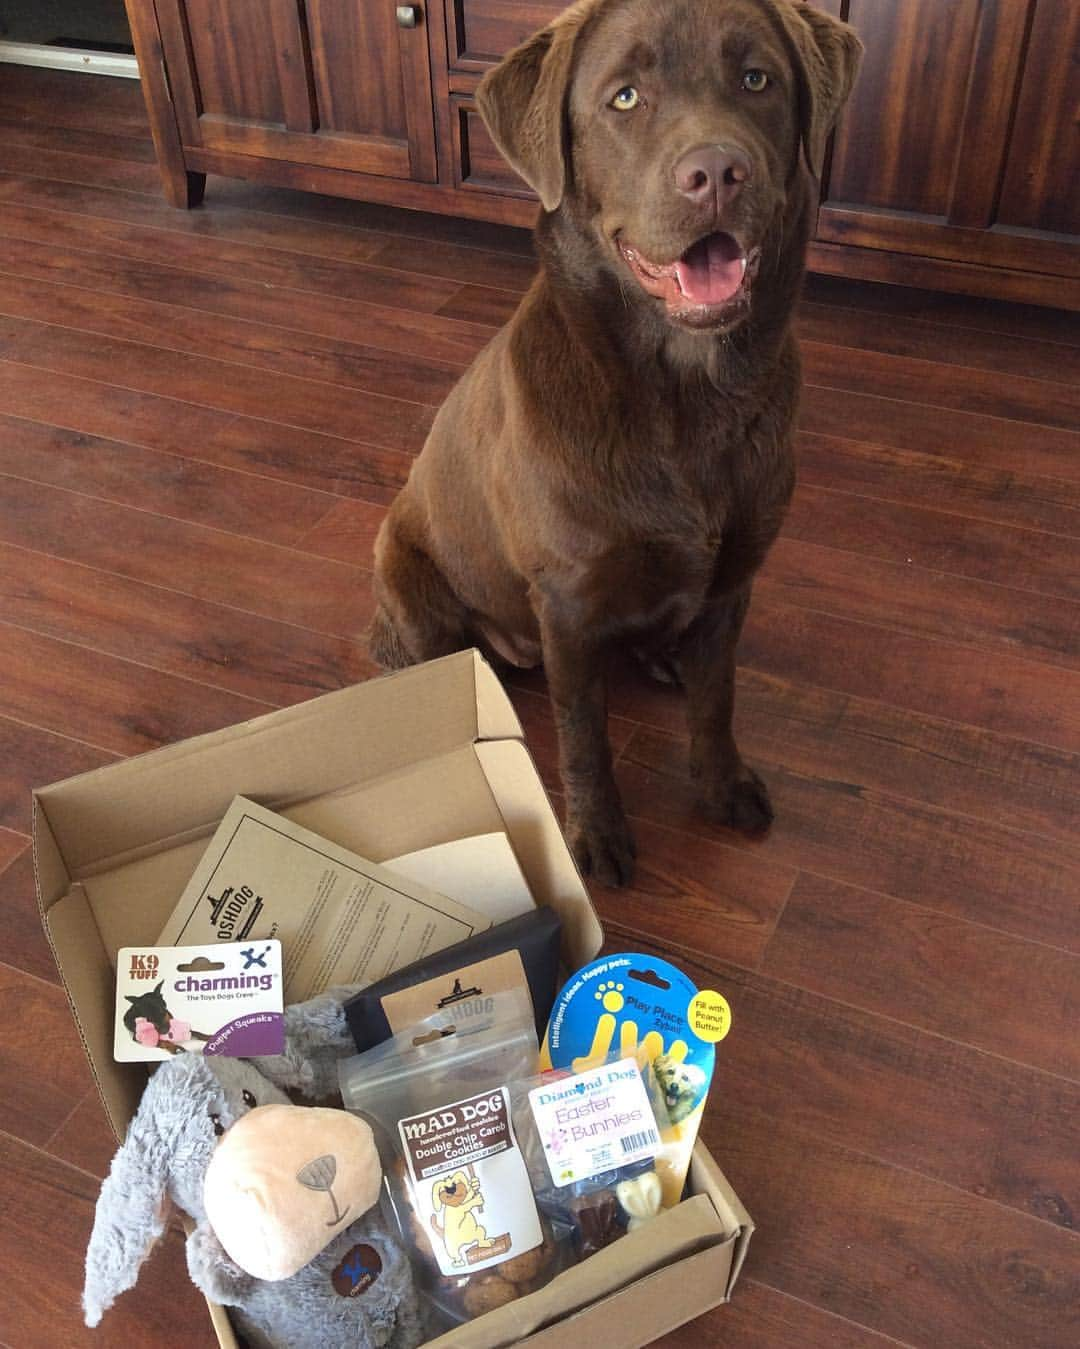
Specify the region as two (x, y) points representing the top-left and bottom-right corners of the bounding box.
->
(572, 982), (689, 1075)
(595, 980), (625, 1013)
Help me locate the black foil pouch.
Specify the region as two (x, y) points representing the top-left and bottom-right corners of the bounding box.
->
(344, 906), (562, 1050)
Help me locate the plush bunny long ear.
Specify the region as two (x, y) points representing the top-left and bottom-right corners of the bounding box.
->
(83, 1112), (173, 1326)
(769, 0), (863, 178)
(83, 1055), (224, 1326)
(476, 0), (602, 212)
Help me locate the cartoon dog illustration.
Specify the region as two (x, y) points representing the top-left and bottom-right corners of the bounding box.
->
(652, 1054), (708, 1125)
(429, 1170), (496, 1268)
(122, 981), (204, 1053)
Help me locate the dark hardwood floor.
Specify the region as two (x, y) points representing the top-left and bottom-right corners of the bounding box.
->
(0, 64), (1077, 1349)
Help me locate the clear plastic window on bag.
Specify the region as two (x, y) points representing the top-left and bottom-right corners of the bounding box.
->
(338, 990), (674, 1331)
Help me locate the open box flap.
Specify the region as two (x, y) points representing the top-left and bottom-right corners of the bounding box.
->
(689, 1146), (755, 1294)
(32, 651), (520, 880)
(475, 739), (602, 962)
(56, 740), (600, 991)
(31, 797), (147, 1132)
(425, 1192), (727, 1348)
(516, 1242), (737, 1347)
(44, 881), (146, 1135)
(34, 726), (599, 1139)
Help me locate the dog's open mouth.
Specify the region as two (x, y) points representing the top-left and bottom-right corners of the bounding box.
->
(617, 231), (757, 325)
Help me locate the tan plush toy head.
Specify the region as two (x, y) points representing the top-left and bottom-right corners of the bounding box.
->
(204, 1104), (382, 1281)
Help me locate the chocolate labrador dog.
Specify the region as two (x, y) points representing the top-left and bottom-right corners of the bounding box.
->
(370, 0), (861, 885)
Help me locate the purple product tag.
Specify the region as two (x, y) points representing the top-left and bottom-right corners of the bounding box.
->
(204, 1011), (285, 1057)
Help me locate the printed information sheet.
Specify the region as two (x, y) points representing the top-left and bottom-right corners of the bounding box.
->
(157, 797), (491, 1001)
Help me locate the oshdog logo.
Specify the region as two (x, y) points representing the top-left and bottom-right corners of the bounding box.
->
(205, 883), (263, 940)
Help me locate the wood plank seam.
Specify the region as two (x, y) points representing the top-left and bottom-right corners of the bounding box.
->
(605, 919), (1080, 1092)
(0, 354), (424, 459)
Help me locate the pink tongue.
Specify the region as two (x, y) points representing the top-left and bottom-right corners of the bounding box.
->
(674, 233), (745, 305)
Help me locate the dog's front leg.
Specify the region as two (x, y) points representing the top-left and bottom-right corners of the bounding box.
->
(679, 585), (773, 835)
(539, 605), (636, 887)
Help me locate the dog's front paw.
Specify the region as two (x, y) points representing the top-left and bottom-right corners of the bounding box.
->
(697, 766), (774, 837)
(567, 807), (637, 888)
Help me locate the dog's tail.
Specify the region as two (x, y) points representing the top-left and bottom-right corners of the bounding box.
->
(368, 606), (415, 671)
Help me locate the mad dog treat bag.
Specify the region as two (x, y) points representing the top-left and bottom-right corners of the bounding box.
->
(542, 954), (725, 1207)
(114, 941), (284, 1062)
(340, 989), (555, 1315)
(398, 1087), (542, 1276)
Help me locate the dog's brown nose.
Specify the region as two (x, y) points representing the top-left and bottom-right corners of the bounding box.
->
(673, 145), (751, 207)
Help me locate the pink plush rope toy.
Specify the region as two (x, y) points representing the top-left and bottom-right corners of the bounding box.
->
(134, 1016), (192, 1048)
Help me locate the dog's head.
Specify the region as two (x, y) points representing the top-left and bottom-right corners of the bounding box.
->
(653, 1053), (708, 1119)
(432, 1171), (472, 1211)
(124, 979), (170, 1035)
(479, 0), (861, 333)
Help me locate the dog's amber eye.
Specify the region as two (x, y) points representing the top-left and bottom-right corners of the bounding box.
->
(611, 86), (640, 111)
(741, 69), (768, 92)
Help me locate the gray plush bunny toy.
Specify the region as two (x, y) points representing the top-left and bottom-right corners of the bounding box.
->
(83, 1053), (424, 1349)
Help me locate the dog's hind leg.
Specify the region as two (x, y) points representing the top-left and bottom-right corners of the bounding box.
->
(369, 512), (471, 670)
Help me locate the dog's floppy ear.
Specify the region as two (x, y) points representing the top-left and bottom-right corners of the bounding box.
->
(431, 1180), (444, 1213)
(476, 0), (601, 212)
(770, 0), (863, 178)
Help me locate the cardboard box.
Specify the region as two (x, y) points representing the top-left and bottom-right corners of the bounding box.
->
(34, 651), (753, 1348)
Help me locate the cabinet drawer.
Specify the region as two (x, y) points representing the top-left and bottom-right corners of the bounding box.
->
(450, 95), (535, 198)
(447, 0), (565, 70)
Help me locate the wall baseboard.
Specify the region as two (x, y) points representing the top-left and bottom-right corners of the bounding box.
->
(0, 41), (139, 78)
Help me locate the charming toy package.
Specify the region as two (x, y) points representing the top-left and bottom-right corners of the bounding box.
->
(542, 953), (726, 1207)
(113, 941), (285, 1062)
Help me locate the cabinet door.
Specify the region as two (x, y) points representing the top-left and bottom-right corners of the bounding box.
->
(446, 0), (567, 72)
(815, 0), (1077, 278)
(996, 0), (1079, 238)
(154, 0), (437, 182)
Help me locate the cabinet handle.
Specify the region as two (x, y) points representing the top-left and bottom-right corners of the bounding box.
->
(396, 4), (420, 26)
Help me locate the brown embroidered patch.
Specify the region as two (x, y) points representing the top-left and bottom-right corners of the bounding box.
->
(332, 1243), (382, 1297)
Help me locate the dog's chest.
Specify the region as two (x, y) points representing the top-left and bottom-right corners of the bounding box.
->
(583, 528), (722, 641)
(581, 455), (781, 642)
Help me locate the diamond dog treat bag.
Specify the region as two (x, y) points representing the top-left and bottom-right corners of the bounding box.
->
(519, 1054), (667, 1260)
(542, 954), (725, 1208)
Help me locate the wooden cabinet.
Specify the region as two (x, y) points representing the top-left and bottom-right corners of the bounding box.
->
(808, 0), (1079, 306)
(126, 0), (1078, 307)
(439, 0), (564, 201)
(142, 0), (436, 200)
